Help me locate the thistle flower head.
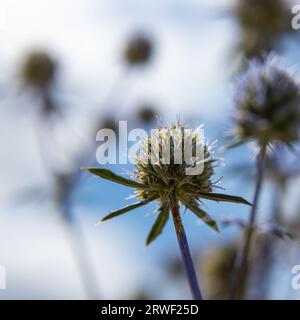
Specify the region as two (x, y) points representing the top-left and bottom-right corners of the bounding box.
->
(85, 123), (250, 245)
(124, 34), (153, 66)
(134, 124), (216, 206)
(21, 51), (56, 89)
(234, 55), (300, 146)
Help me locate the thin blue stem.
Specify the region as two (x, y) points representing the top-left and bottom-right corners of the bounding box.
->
(171, 201), (203, 300)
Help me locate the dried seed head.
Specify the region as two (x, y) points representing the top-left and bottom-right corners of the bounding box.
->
(21, 51), (56, 89)
(235, 0), (292, 35)
(234, 0), (293, 58)
(234, 55), (300, 145)
(124, 34), (153, 66)
(134, 124), (218, 206)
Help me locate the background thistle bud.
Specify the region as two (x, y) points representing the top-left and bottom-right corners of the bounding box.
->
(234, 56), (300, 146)
(235, 0), (292, 36)
(123, 34), (153, 66)
(234, 0), (293, 58)
(137, 104), (157, 124)
(200, 244), (246, 299)
(21, 50), (56, 89)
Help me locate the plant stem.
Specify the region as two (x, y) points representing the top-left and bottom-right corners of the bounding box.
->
(171, 201), (203, 300)
(252, 182), (285, 299)
(61, 211), (100, 299)
(229, 144), (267, 300)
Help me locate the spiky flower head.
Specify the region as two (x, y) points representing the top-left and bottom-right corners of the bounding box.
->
(85, 123), (250, 245)
(123, 34), (153, 66)
(234, 55), (300, 146)
(134, 124), (215, 205)
(21, 51), (56, 89)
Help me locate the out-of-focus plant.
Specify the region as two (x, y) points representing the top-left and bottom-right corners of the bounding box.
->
(199, 244), (247, 299)
(21, 50), (60, 118)
(72, 33), (157, 193)
(21, 51), (56, 89)
(167, 255), (185, 279)
(233, 0), (295, 59)
(18, 50), (101, 299)
(11, 30), (156, 299)
(95, 32), (155, 133)
(123, 33), (153, 67)
(136, 103), (157, 125)
(221, 214), (296, 298)
(84, 123), (250, 300)
(233, 58), (300, 146)
(130, 290), (153, 300)
(228, 55), (300, 299)
(252, 146), (300, 298)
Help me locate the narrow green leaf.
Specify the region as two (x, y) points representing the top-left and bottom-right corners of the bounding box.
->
(181, 198), (219, 232)
(98, 197), (155, 223)
(198, 192), (252, 206)
(83, 168), (143, 188)
(146, 204), (169, 246)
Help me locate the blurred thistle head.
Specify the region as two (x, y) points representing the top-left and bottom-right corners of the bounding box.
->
(235, 0), (292, 34)
(85, 123), (250, 245)
(166, 255), (185, 278)
(200, 244), (246, 299)
(137, 104), (157, 124)
(99, 116), (118, 132)
(123, 33), (153, 66)
(234, 0), (294, 58)
(21, 50), (57, 89)
(233, 55), (300, 146)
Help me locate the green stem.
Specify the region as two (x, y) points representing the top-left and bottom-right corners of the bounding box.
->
(171, 201), (203, 300)
(229, 144), (267, 300)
